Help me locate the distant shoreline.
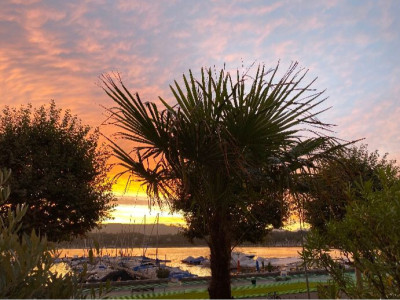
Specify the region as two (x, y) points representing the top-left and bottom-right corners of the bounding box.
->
(58, 245), (304, 249)
(58, 227), (305, 249)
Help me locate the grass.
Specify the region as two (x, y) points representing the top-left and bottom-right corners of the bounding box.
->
(117, 281), (322, 299)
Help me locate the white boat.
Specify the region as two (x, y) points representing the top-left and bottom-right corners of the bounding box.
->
(199, 252), (257, 269)
(200, 258), (210, 267)
(86, 262), (114, 281)
(69, 256), (89, 267)
(264, 257), (303, 267)
(231, 251), (257, 269)
(167, 267), (197, 279)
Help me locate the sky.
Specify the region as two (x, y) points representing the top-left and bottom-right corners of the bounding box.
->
(1, 0), (399, 226)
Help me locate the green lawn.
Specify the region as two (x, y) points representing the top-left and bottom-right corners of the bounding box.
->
(118, 281), (322, 299)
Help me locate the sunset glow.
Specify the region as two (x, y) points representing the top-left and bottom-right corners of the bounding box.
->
(1, 0), (399, 225)
(106, 188), (186, 225)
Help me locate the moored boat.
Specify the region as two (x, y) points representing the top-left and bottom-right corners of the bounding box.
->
(182, 256), (206, 265)
(231, 251), (257, 269)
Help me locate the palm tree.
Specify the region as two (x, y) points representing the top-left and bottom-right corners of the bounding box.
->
(102, 62), (343, 298)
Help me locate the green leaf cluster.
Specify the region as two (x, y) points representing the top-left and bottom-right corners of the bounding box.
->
(0, 169), (78, 298)
(304, 145), (394, 231)
(0, 168), (112, 298)
(302, 165), (400, 298)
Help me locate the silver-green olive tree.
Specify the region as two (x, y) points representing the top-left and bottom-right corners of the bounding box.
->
(0, 168), (111, 298)
(0, 168), (78, 298)
(102, 62), (343, 298)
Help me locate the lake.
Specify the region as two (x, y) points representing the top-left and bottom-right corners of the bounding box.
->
(56, 246), (341, 277)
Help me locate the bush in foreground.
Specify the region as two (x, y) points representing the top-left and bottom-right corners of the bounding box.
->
(0, 169), (80, 298)
(303, 166), (400, 298)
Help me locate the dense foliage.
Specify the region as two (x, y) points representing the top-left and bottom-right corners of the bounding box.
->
(303, 166), (400, 298)
(304, 145), (393, 231)
(0, 169), (79, 298)
(0, 102), (115, 242)
(103, 63), (344, 298)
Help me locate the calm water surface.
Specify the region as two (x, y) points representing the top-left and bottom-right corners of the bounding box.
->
(56, 246), (341, 277)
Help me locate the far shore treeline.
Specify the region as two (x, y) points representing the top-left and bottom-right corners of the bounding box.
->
(58, 225), (305, 248)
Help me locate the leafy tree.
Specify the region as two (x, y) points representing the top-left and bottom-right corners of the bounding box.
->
(102, 63), (343, 298)
(0, 101), (115, 242)
(302, 166), (400, 298)
(304, 145), (393, 231)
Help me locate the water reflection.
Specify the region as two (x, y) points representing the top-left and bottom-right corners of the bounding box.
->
(55, 246), (342, 277)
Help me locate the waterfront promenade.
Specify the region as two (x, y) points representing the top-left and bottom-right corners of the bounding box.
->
(84, 270), (333, 298)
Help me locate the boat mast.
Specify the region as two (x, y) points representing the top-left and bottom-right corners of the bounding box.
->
(142, 215), (146, 258)
(155, 213), (159, 262)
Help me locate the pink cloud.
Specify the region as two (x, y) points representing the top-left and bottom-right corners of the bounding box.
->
(0, 0), (399, 173)
(211, 1), (283, 18)
(301, 16), (325, 31)
(271, 41), (296, 60)
(116, 0), (163, 32)
(255, 18), (287, 48)
(334, 90), (400, 163)
(354, 34), (372, 47)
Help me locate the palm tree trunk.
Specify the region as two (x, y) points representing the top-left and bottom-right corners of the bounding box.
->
(208, 211), (232, 299)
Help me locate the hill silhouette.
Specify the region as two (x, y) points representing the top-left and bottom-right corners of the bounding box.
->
(95, 223), (181, 235)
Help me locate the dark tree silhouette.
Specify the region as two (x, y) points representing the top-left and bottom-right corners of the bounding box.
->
(103, 62), (344, 298)
(304, 145), (393, 231)
(0, 101), (115, 242)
